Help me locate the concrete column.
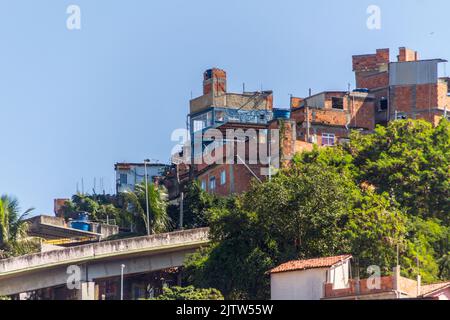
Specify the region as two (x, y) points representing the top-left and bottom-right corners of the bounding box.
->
(393, 265), (401, 291)
(77, 282), (96, 300)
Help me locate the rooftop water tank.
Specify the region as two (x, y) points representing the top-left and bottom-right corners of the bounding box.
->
(273, 108), (291, 120)
(71, 221), (90, 232)
(71, 212), (90, 231)
(353, 88), (369, 93)
(76, 212), (89, 222)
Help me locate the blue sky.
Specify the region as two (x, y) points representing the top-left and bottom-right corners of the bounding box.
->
(0, 0), (448, 215)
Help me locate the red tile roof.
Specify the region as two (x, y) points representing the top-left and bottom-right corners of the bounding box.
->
(421, 281), (450, 296)
(269, 255), (352, 274)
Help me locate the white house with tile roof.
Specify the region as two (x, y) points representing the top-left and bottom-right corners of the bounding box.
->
(269, 255), (352, 300)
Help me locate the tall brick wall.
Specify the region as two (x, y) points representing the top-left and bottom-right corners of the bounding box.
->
(390, 82), (448, 123)
(352, 48), (390, 73)
(197, 163), (264, 196)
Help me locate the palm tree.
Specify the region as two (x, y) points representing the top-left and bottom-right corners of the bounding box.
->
(0, 195), (39, 259)
(122, 182), (171, 235)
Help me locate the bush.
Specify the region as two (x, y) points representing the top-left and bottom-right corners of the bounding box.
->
(152, 286), (224, 300)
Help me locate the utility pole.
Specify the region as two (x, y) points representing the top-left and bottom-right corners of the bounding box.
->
(179, 192), (184, 230)
(176, 162), (184, 230)
(120, 264), (125, 300)
(144, 159), (151, 236)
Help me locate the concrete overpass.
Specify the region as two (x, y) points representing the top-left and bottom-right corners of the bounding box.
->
(0, 228), (209, 299)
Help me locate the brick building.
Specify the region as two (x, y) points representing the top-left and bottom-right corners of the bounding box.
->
(172, 68), (301, 197)
(290, 90), (375, 146)
(353, 47), (450, 126)
(167, 47), (450, 200)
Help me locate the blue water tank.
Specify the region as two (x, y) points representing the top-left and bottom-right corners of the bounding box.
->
(71, 221), (90, 232)
(273, 108), (291, 119)
(353, 88), (369, 93)
(77, 212), (89, 222)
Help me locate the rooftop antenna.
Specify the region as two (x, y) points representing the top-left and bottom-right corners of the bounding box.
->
(81, 178), (84, 195)
(308, 88), (312, 97)
(243, 83), (246, 93)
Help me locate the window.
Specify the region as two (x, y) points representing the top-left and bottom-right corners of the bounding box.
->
(322, 133), (336, 146)
(192, 111), (213, 132)
(215, 110), (225, 123)
(379, 98), (388, 111)
(220, 170), (226, 185)
(209, 177), (216, 191)
(119, 174), (128, 185)
(331, 97), (344, 110)
(201, 180), (206, 191)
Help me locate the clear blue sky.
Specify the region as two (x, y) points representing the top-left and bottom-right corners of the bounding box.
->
(0, 0), (449, 215)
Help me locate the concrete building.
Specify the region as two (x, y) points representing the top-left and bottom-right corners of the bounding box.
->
(115, 162), (169, 193)
(324, 266), (450, 300)
(25, 215), (119, 249)
(269, 255), (352, 300)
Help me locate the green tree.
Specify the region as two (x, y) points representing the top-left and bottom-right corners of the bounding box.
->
(346, 119), (450, 223)
(152, 286), (224, 300)
(182, 181), (215, 229)
(185, 119), (450, 299)
(0, 195), (40, 259)
(185, 162), (356, 299)
(122, 182), (170, 235)
(345, 190), (408, 277)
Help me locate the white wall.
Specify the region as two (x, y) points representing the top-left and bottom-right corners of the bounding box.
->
(116, 164), (167, 193)
(328, 259), (350, 289)
(271, 268), (327, 300)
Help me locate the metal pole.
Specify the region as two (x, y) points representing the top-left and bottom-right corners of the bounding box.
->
(176, 162), (184, 230)
(179, 192), (184, 230)
(144, 160), (150, 236)
(120, 264), (125, 300)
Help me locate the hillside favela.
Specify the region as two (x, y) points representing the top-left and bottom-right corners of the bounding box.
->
(0, 1), (449, 305)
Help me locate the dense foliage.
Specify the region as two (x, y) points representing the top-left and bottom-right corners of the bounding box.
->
(0, 195), (40, 259)
(184, 119), (450, 299)
(153, 286), (224, 300)
(61, 182), (171, 235)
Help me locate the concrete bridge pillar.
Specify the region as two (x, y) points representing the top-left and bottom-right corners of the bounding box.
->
(77, 282), (97, 300)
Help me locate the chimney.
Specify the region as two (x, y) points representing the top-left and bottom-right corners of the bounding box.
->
(398, 47), (419, 62)
(203, 68), (227, 96)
